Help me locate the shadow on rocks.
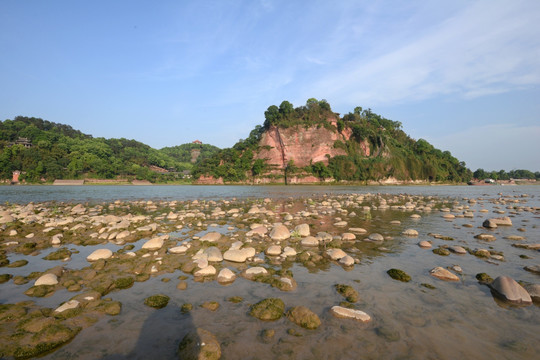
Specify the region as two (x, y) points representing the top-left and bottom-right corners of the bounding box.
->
(103, 304), (199, 360)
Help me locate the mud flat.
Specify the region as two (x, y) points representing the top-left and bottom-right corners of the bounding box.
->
(0, 191), (539, 359)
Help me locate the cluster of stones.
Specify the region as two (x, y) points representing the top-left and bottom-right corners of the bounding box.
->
(0, 191), (539, 358)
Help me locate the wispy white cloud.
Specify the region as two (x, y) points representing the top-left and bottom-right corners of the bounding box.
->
(306, 1), (540, 107)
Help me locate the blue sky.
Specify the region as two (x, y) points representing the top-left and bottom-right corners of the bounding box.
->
(1, 0), (539, 171)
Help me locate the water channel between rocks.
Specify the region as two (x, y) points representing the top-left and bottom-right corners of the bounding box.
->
(0, 185), (538, 359)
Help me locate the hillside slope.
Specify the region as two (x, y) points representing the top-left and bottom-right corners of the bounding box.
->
(0, 116), (208, 182)
(193, 99), (472, 184)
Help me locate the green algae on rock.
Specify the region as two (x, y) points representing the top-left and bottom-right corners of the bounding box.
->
(144, 294), (170, 309)
(335, 284), (359, 302)
(387, 269), (411, 282)
(286, 306), (321, 329)
(178, 328), (221, 360)
(250, 298), (285, 321)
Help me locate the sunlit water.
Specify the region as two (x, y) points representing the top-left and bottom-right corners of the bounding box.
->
(1, 185), (538, 359)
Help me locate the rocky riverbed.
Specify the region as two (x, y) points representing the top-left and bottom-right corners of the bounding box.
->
(0, 191), (539, 359)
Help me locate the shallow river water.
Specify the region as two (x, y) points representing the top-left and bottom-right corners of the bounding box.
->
(0, 185), (539, 359)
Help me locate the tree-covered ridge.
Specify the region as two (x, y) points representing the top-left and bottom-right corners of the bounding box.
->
(0, 116), (195, 182)
(194, 99), (473, 183)
(160, 143), (220, 164)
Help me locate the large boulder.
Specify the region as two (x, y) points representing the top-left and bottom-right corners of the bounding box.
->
(34, 273), (58, 286)
(483, 217), (512, 228)
(269, 224), (290, 241)
(294, 224), (310, 237)
(87, 248), (113, 262)
(223, 247), (256, 263)
(200, 232), (222, 243)
(490, 276), (532, 305)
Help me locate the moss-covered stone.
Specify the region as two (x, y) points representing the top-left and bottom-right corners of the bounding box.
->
(0, 273), (13, 284)
(25, 285), (55, 298)
(181, 303), (193, 313)
(249, 298), (285, 321)
(7, 259), (28, 268)
(335, 284), (358, 303)
(228, 296), (243, 303)
(144, 294), (170, 309)
(476, 273), (493, 284)
(114, 277), (134, 289)
(286, 306), (321, 329)
(13, 323), (81, 359)
(432, 247), (450, 256)
(178, 328), (221, 360)
(387, 268), (411, 282)
(201, 301), (220, 311)
(43, 248), (72, 261)
(421, 283), (436, 290)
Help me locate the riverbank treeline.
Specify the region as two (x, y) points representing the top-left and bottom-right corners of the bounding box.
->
(0, 116), (217, 182)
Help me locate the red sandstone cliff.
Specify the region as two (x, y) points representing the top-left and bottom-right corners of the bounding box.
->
(255, 121), (369, 170)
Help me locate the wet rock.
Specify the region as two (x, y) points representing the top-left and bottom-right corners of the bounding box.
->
(246, 226), (268, 237)
(87, 248), (113, 261)
(142, 235), (167, 250)
(524, 284), (540, 301)
(339, 255), (355, 267)
(341, 233), (356, 241)
(223, 247), (255, 263)
(169, 245), (188, 254)
(474, 234), (496, 241)
(335, 284), (358, 302)
(330, 306), (371, 322)
(387, 268), (411, 282)
(294, 223), (310, 237)
(301, 236), (319, 247)
(418, 240), (432, 248)
(178, 328), (221, 360)
(269, 224), (291, 240)
(432, 247), (450, 256)
(114, 277), (135, 289)
(217, 268), (236, 283)
(265, 245), (282, 256)
(282, 246), (297, 257)
(489, 276), (532, 305)
(204, 247), (223, 262)
(244, 266), (268, 278)
(144, 294), (170, 309)
(326, 248), (347, 261)
(334, 221), (347, 227)
(349, 227), (367, 234)
(430, 267), (459, 281)
(474, 249), (491, 258)
(177, 281), (188, 290)
(286, 306), (321, 329)
(524, 265), (540, 275)
(194, 265), (217, 277)
(366, 233), (384, 242)
(200, 232), (222, 243)
(402, 229), (418, 236)
(250, 298), (285, 321)
(54, 300), (80, 313)
(483, 217), (512, 228)
(201, 301), (220, 311)
(449, 246), (467, 254)
(35, 273), (58, 286)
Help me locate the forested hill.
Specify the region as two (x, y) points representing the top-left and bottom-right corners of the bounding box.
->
(193, 99), (473, 183)
(0, 116), (217, 182)
(160, 143), (220, 164)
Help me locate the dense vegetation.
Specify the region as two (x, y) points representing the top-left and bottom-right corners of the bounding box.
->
(472, 168), (539, 181)
(194, 99), (474, 183)
(0, 116), (200, 182)
(160, 143), (220, 164)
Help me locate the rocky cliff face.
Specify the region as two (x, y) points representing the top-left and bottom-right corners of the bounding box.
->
(255, 121), (369, 170)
